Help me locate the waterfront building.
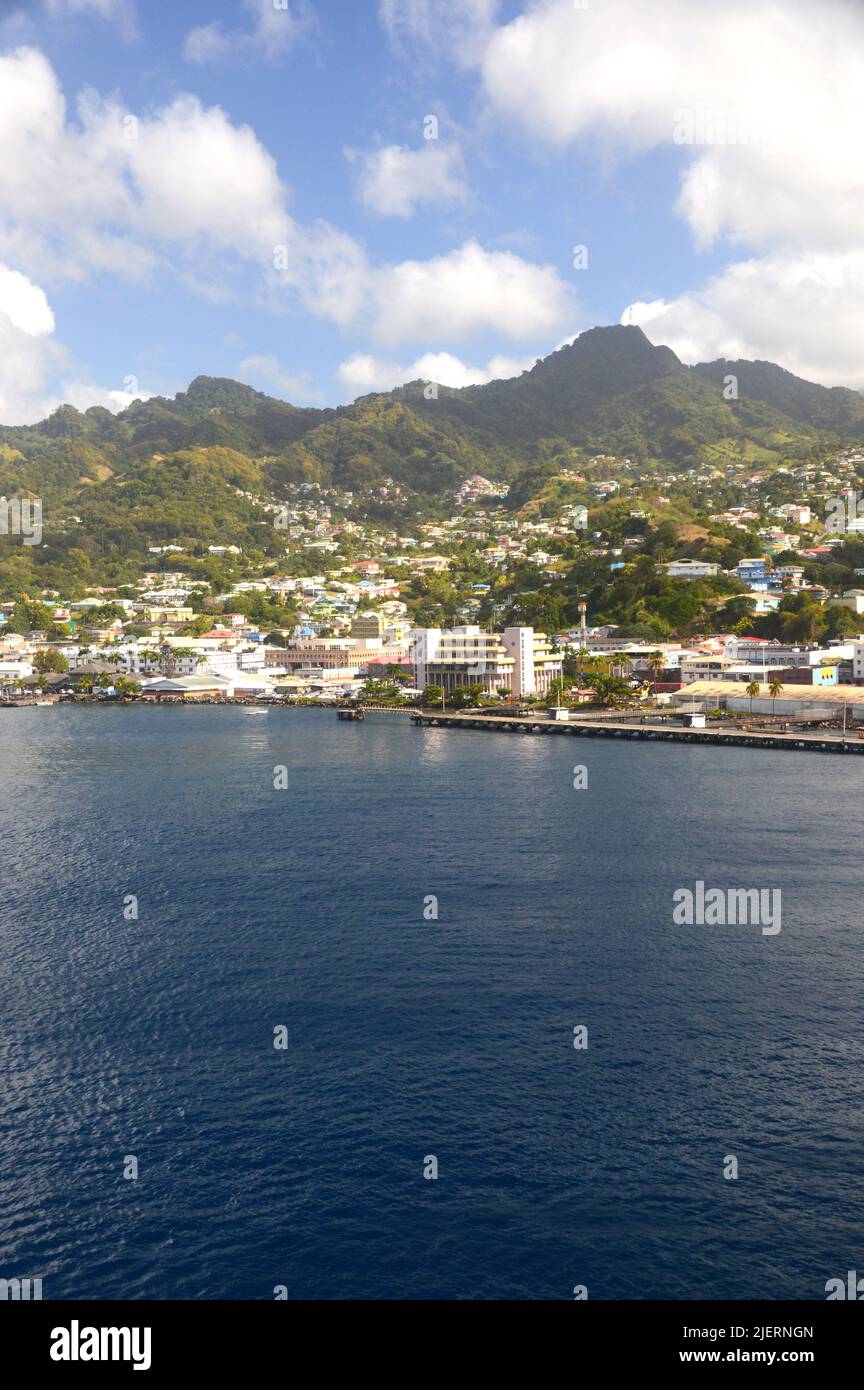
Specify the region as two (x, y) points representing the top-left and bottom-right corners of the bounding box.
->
(411, 625), (561, 697)
(501, 626), (562, 697)
(670, 681), (864, 719)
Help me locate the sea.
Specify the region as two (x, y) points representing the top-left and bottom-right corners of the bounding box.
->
(1, 705), (862, 1300)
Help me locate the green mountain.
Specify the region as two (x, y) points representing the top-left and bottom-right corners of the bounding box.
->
(2, 325), (863, 596)
(690, 356), (864, 433)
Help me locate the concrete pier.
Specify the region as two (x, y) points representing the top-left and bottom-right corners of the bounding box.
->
(409, 710), (864, 754)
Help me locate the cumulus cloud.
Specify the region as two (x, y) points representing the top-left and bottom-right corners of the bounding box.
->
(0, 263), (54, 336)
(0, 263), (62, 423)
(369, 239), (571, 345)
(184, 0), (312, 66)
(60, 380), (152, 412)
(338, 348), (533, 395)
(0, 42), (579, 419)
(0, 317), (64, 426)
(625, 252), (864, 390)
(351, 141), (467, 218)
(0, 263), (147, 424)
(0, 47), (290, 286)
(470, 0), (864, 387)
(478, 0), (864, 253)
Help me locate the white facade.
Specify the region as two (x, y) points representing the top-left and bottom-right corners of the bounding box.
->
(664, 560), (720, 579)
(411, 625), (561, 696)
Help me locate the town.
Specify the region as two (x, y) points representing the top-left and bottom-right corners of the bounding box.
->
(5, 444), (864, 733)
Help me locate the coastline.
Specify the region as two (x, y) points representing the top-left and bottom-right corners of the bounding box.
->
(4, 696), (863, 753)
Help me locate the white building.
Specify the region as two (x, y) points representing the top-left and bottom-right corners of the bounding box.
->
(411, 625), (561, 696)
(664, 559), (720, 580)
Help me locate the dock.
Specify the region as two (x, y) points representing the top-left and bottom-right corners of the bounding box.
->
(409, 710), (864, 754)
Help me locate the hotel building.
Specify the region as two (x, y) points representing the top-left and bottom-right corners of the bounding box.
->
(411, 625), (562, 697)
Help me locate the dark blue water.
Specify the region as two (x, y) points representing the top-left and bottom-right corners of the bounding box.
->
(1, 706), (862, 1300)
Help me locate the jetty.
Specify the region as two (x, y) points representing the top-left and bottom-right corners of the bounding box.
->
(408, 710), (864, 754)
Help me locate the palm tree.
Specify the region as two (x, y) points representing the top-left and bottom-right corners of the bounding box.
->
(745, 679), (761, 714)
(768, 678), (783, 715)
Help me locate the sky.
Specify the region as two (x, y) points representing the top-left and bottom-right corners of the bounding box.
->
(0, 0), (862, 425)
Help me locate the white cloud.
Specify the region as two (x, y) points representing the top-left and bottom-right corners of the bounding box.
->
(379, 0), (500, 67)
(624, 252), (864, 390)
(352, 142), (467, 218)
(60, 380), (152, 412)
(479, 0), (864, 254)
(469, 0), (864, 387)
(0, 315), (65, 426)
(0, 260), (153, 424)
(0, 263), (54, 336)
(0, 265), (64, 424)
(238, 354), (323, 404)
(0, 46), (291, 286)
(0, 43), (578, 422)
(338, 348), (533, 395)
(369, 239), (571, 345)
(184, 0), (311, 66)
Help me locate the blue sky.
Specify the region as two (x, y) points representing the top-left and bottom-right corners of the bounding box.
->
(0, 0), (861, 424)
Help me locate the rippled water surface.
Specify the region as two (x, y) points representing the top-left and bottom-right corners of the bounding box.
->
(1, 706), (862, 1299)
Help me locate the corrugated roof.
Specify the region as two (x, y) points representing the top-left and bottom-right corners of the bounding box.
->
(673, 681), (864, 705)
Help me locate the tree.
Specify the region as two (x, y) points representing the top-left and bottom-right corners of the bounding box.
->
(422, 684), (445, 707)
(359, 677), (401, 704)
(745, 680), (761, 713)
(768, 678), (783, 715)
(114, 676), (141, 698)
(180, 615), (216, 638)
(33, 649), (68, 675)
(448, 684), (485, 709)
(586, 672), (631, 707)
(8, 600), (54, 634)
(546, 674), (570, 706)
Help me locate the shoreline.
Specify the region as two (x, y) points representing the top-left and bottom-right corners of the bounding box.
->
(3, 697), (863, 754)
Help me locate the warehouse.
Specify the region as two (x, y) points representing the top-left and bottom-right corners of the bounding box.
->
(670, 681), (864, 722)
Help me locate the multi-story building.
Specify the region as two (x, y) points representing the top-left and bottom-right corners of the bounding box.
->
(501, 626), (562, 697)
(729, 640), (855, 670)
(350, 613), (384, 639)
(411, 626), (561, 697)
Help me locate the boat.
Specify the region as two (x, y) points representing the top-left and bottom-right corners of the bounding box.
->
(243, 706), (268, 715)
(35, 700), (55, 707)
